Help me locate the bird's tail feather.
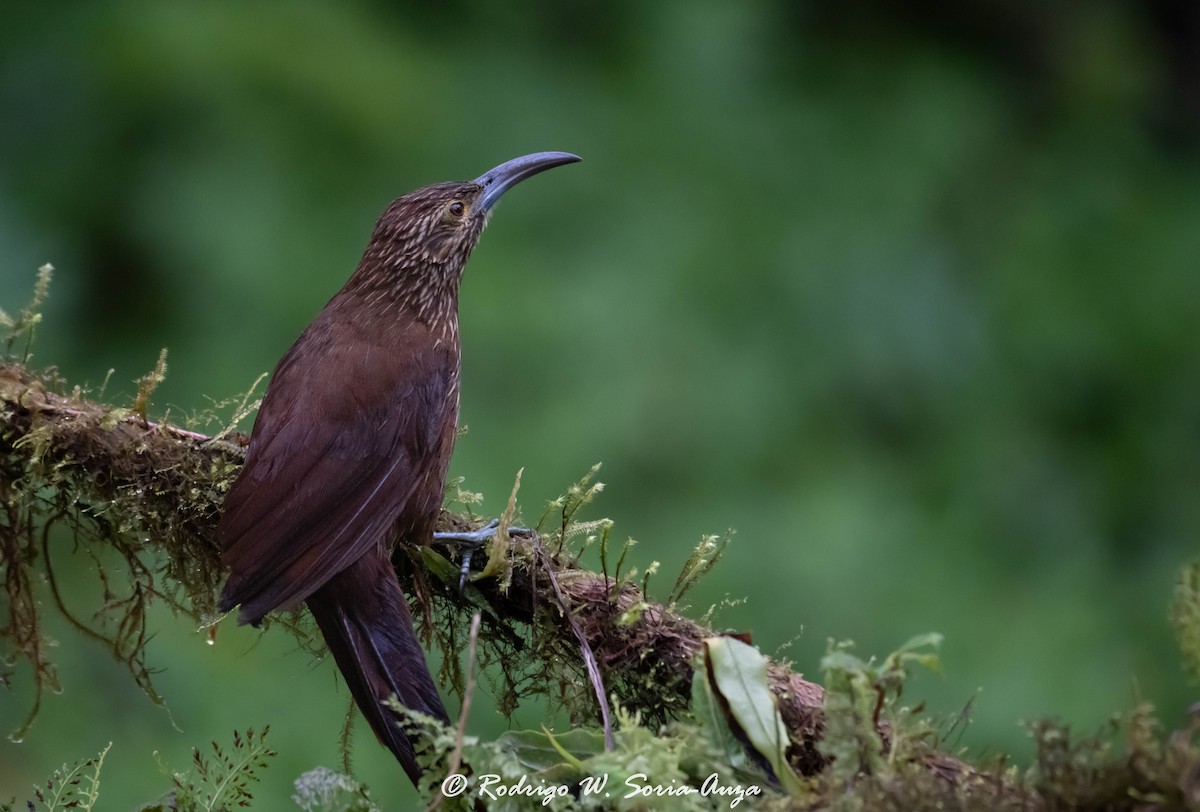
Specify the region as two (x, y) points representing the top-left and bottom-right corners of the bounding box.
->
(306, 554), (449, 785)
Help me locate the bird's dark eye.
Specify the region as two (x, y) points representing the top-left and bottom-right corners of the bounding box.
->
(447, 201), (465, 218)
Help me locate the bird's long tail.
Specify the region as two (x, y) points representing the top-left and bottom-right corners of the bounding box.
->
(306, 554), (449, 785)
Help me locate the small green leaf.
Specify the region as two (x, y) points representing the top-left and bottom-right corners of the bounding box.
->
(819, 649), (869, 674)
(703, 636), (804, 794)
(691, 659), (748, 771)
(494, 728), (606, 772)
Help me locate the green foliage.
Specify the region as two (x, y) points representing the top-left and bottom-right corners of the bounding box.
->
(131, 347), (169, 423)
(424, 707), (773, 811)
(1171, 559), (1200, 684)
(536, 462), (610, 556)
(699, 636), (803, 794)
(669, 533), (731, 607)
(0, 262), (51, 361)
(1025, 705), (1200, 810)
(164, 727), (278, 811)
(692, 649), (754, 777)
(291, 767), (380, 812)
(801, 630), (1200, 811)
(3, 633), (1199, 809)
(444, 475), (485, 518)
(5, 730), (280, 812)
(19, 740), (111, 812)
(818, 634), (943, 785)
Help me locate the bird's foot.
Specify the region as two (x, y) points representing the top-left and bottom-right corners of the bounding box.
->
(434, 518), (533, 591)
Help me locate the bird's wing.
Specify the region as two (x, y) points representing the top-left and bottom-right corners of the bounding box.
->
(217, 324), (455, 624)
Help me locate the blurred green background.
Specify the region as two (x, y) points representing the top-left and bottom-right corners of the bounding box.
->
(2, 1), (1199, 807)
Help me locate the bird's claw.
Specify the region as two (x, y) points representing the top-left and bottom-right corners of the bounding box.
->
(434, 518), (533, 592)
(434, 517), (499, 547)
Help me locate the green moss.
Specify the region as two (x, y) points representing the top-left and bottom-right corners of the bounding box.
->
(1171, 560), (1200, 686)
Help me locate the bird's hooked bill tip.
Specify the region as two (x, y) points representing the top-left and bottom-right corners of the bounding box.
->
(475, 151), (581, 211)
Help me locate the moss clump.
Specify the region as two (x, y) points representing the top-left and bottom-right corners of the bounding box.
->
(1, 359), (247, 739)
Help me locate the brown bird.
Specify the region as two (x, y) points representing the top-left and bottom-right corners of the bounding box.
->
(216, 152), (580, 784)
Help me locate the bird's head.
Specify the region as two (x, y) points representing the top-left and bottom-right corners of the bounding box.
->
(356, 152), (580, 300)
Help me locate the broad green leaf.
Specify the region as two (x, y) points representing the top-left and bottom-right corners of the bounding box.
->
(494, 728), (606, 772)
(690, 660), (748, 770)
(703, 637), (804, 794)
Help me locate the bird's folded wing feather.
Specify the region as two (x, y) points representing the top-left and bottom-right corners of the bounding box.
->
(217, 329), (453, 622)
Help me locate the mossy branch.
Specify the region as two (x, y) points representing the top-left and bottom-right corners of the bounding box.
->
(0, 359), (830, 775)
(4, 264), (1199, 808)
(6, 359), (1200, 809)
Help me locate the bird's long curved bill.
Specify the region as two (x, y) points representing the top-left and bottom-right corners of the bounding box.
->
(475, 151), (581, 211)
